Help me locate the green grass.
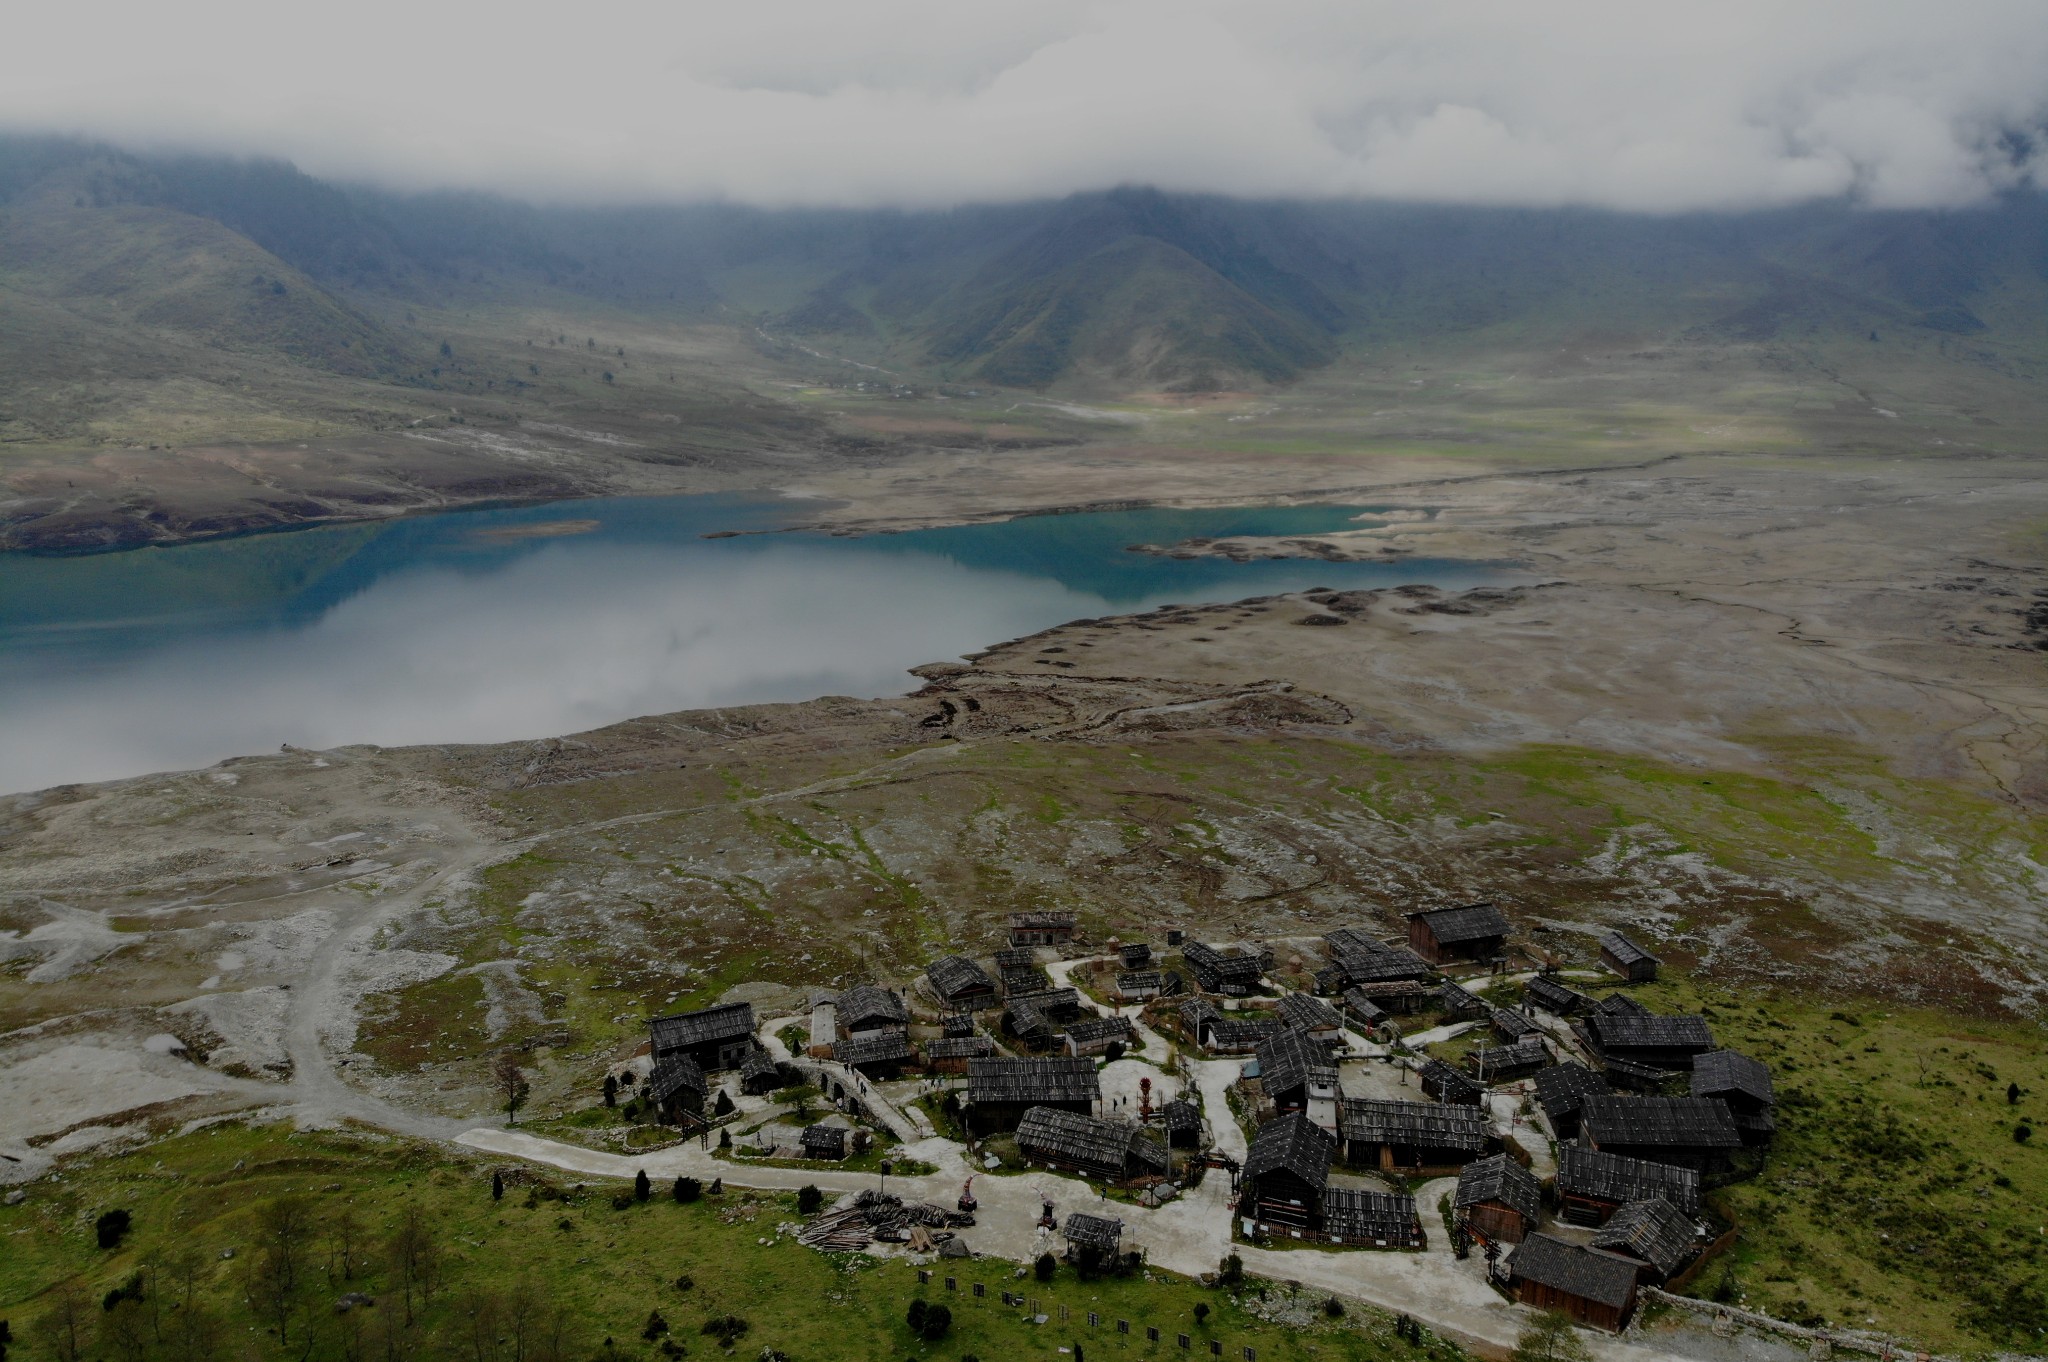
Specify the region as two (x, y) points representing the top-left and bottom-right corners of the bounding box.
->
(0, 1122), (1466, 1362)
(1632, 974), (2048, 1353)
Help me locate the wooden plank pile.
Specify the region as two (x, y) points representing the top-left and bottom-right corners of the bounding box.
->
(797, 1190), (974, 1252)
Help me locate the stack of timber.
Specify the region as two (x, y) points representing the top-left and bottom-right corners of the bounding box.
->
(797, 1190), (975, 1252)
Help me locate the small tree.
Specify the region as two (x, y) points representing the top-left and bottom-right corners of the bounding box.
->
(2009, 1081), (2023, 1105)
(1217, 1252), (1243, 1286)
(492, 1171), (505, 1202)
(2017, 1123), (2034, 1144)
(673, 1177), (701, 1204)
(603, 1074), (619, 1108)
(634, 1169), (652, 1202)
(94, 1210), (132, 1250)
(796, 1185), (823, 1214)
(494, 1053), (530, 1126)
(1324, 1297), (1345, 1318)
(642, 1311), (669, 1341)
(1035, 1252), (1057, 1283)
(1512, 1310), (1592, 1362)
(719, 1127), (732, 1150)
(1192, 1302), (1210, 1325)
(905, 1299), (928, 1333)
(920, 1304), (952, 1341)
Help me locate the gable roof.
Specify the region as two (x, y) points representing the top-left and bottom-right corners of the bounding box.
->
(1408, 903), (1510, 945)
(1592, 1197), (1697, 1278)
(1243, 1113), (1336, 1192)
(1067, 1015), (1135, 1046)
(1533, 1063), (1611, 1124)
(1600, 931), (1658, 967)
(1278, 992), (1343, 1032)
(1163, 1097), (1202, 1131)
(1179, 997), (1221, 1028)
(740, 1048), (779, 1082)
(1017, 1105), (1147, 1170)
(1336, 945), (1435, 983)
(1323, 1188), (1422, 1245)
(1438, 980), (1484, 1013)
(1508, 1234), (1641, 1309)
(1491, 1007), (1540, 1040)
(923, 1035), (994, 1060)
(1691, 1049), (1775, 1107)
(1525, 975), (1589, 1014)
(967, 1056), (1100, 1106)
(801, 1123), (847, 1155)
(1063, 1211), (1123, 1249)
(1420, 1058), (1486, 1104)
(1256, 1026), (1338, 1097)
(647, 1055), (706, 1104)
(1323, 926), (1389, 957)
(992, 947), (1039, 969)
(651, 1001), (755, 1052)
(1455, 1153), (1542, 1222)
(1469, 1036), (1548, 1073)
(926, 954), (997, 998)
(1339, 1098), (1491, 1153)
(1580, 1095), (1740, 1150)
(834, 984), (908, 1028)
(1005, 999), (1052, 1037)
(1208, 1018), (1284, 1048)
(1184, 940), (1263, 981)
(833, 1031), (916, 1067)
(1585, 1013), (1713, 1052)
(1592, 993), (1651, 1017)
(1117, 970), (1165, 992)
(1557, 1143), (1701, 1215)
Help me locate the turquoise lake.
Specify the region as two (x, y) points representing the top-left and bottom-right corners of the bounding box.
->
(0, 495), (1506, 792)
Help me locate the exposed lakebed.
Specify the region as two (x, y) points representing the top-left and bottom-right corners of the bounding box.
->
(0, 494), (1507, 792)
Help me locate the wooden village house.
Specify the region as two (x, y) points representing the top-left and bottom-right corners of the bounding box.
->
(1577, 1095), (1742, 1172)
(1008, 911), (1077, 948)
(1277, 991), (1344, 1041)
(1016, 1105), (1167, 1181)
(1691, 1049), (1777, 1145)
(1118, 942), (1152, 969)
(1184, 940), (1264, 995)
(1064, 1014), (1134, 1058)
(1204, 1017), (1283, 1055)
(652, 1001), (756, 1072)
(832, 1030), (916, 1078)
(1506, 1234), (1641, 1332)
(1467, 1035), (1549, 1082)
(1340, 987), (1391, 1034)
(1589, 1196), (1700, 1283)
(1062, 1212), (1124, 1268)
(1556, 1143), (1701, 1225)
(647, 1055), (707, 1127)
(801, 1123), (849, 1161)
(1579, 1012), (1715, 1071)
(1525, 974), (1589, 1015)
(1161, 1097), (1203, 1148)
(922, 1035), (993, 1074)
(1116, 969), (1167, 1003)
(1437, 979), (1487, 1019)
(1321, 1189), (1426, 1250)
(1406, 903), (1510, 966)
(925, 955), (999, 1011)
(1252, 1027), (1341, 1132)
(1421, 1058), (1486, 1107)
(965, 1056), (1099, 1133)
(1239, 1113), (1336, 1235)
(1533, 1063), (1612, 1140)
(1600, 930), (1660, 982)
(1454, 1153), (1542, 1245)
(1339, 1097), (1492, 1175)
(833, 984), (909, 1038)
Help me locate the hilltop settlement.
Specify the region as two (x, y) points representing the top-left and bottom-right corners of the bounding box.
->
(597, 906), (1771, 1338)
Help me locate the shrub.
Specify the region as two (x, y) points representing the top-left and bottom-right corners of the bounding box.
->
(1324, 1297), (1345, 1318)
(906, 1299), (927, 1333)
(1511, 1312), (1589, 1362)
(94, 1210), (132, 1250)
(2016, 1123), (2033, 1144)
(673, 1275), (694, 1292)
(673, 1177), (701, 1203)
(719, 1127), (732, 1149)
(634, 1169), (651, 1202)
(1217, 1252), (1243, 1286)
(700, 1315), (749, 1345)
(1193, 1303), (1210, 1324)
(797, 1185), (823, 1214)
(1035, 1252), (1057, 1283)
(642, 1311), (669, 1341)
(920, 1304), (952, 1341)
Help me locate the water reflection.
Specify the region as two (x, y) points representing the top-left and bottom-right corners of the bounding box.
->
(0, 498), (1506, 792)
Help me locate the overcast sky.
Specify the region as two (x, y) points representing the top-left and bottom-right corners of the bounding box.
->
(7, 0), (2045, 212)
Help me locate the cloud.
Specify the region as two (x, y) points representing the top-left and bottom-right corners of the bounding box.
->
(3, 0), (2044, 211)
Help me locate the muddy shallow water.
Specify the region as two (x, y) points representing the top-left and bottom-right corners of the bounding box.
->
(0, 493), (1507, 792)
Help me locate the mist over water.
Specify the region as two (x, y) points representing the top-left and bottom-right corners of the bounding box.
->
(0, 496), (1506, 793)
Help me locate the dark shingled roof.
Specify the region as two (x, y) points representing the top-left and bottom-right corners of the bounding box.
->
(1438, 980), (1484, 1014)
(740, 1049), (779, 1082)
(1525, 975), (1589, 1015)
(1600, 931), (1658, 968)
(801, 1124), (847, 1157)
(1508, 1234), (1641, 1310)
(1009, 911), (1075, 930)
(1592, 1197), (1698, 1278)
(1323, 926), (1389, 958)
(1408, 903), (1510, 945)
(923, 1035), (994, 1060)
(1243, 1113), (1336, 1192)
(1341, 987), (1389, 1026)
(1006, 986), (1080, 1015)
(647, 1055), (706, 1105)
(1469, 1036), (1549, 1075)
(968, 1056), (1100, 1106)
(1323, 1188), (1424, 1247)
(1063, 1211), (1124, 1250)
(1421, 1058), (1486, 1105)
(1004, 999), (1052, 1037)
(1691, 1050), (1775, 1107)
(1018, 1106), (1150, 1171)
(1180, 998), (1221, 1029)
(1584, 1013), (1715, 1052)
(1534, 1063), (1611, 1126)
(833, 1031), (915, 1068)
(1593, 993), (1652, 1017)
(1256, 1026), (1338, 1098)
(1338, 1098), (1491, 1154)
(1163, 1097), (1201, 1131)
(834, 984), (909, 1030)
(993, 947), (1039, 970)
(1067, 1015), (1135, 1047)
(1579, 1095), (1741, 1151)
(1491, 1007), (1540, 1041)
(1207, 1018), (1284, 1049)
(1336, 946), (1435, 983)
(926, 955), (997, 998)
(1184, 940), (1263, 983)
(1278, 992), (1343, 1032)
(1001, 965), (1050, 995)
(1118, 970), (1165, 993)
(651, 1001), (755, 1053)
(1557, 1144), (1701, 1215)
(1455, 1153), (1542, 1223)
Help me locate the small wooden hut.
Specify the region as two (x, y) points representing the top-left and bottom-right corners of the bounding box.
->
(1506, 1234), (1641, 1331)
(1599, 931), (1659, 982)
(1454, 1153), (1542, 1245)
(1405, 904), (1510, 966)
